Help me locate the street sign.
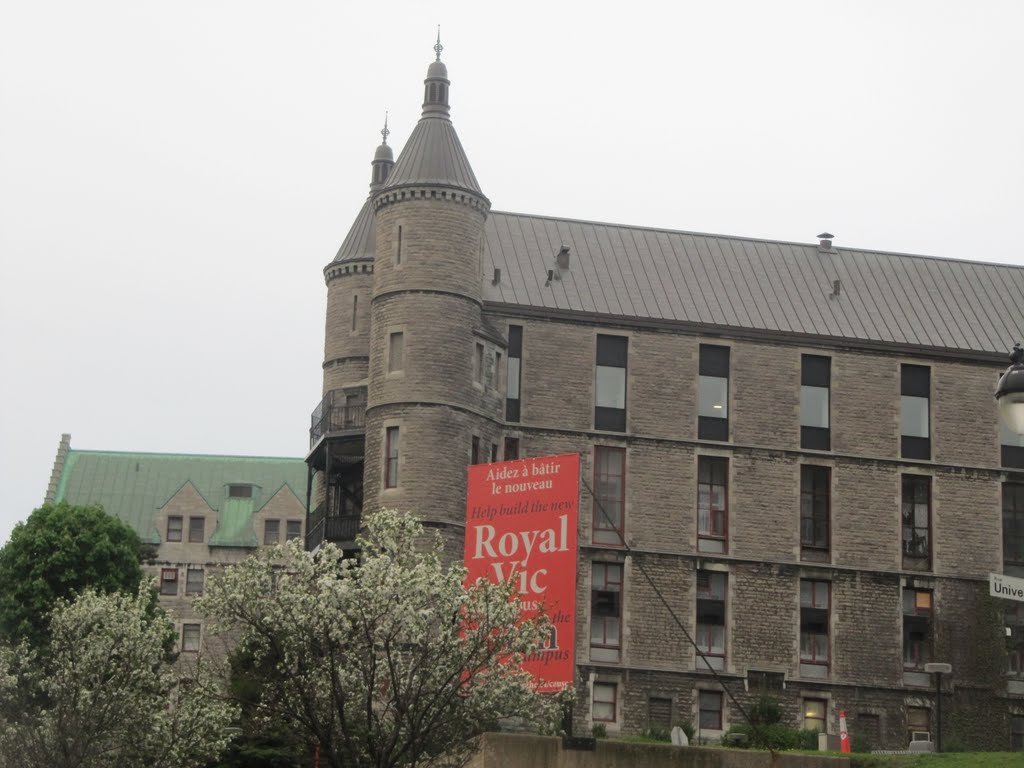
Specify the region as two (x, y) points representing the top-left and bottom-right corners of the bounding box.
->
(989, 572), (1024, 602)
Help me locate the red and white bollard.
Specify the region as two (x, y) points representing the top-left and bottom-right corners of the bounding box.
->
(839, 710), (850, 753)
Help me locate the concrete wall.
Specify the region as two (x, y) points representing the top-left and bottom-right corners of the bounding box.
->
(466, 733), (849, 768)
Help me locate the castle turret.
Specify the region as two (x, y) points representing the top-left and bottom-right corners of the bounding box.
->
(306, 123), (394, 550)
(365, 37), (505, 544)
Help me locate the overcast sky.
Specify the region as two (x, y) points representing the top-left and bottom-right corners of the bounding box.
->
(2, 1), (1023, 545)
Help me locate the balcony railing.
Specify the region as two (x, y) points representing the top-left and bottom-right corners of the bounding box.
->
(310, 389), (366, 447)
(306, 504), (362, 551)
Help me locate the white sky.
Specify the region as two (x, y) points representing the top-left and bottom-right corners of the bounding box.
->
(2, 1), (1023, 545)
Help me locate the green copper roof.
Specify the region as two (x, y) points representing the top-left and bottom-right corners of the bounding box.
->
(53, 450), (307, 546)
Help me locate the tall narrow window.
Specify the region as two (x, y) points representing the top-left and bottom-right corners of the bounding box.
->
(385, 427), (400, 488)
(182, 623), (201, 653)
(504, 437), (520, 461)
(396, 225), (402, 265)
(595, 335), (628, 432)
(590, 562), (622, 662)
(803, 699), (827, 733)
(388, 332), (404, 374)
(1003, 422), (1024, 470)
(506, 325), (522, 422)
(264, 519), (280, 545)
(902, 475), (932, 571)
(903, 588), (932, 686)
(471, 436), (480, 465)
(696, 571), (727, 670)
(1006, 603), (1024, 678)
(490, 443), (498, 463)
(352, 294), (358, 332)
(474, 342), (484, 383)
(901, 365), (931, 459)
(699, 691), (723, 731)
(697, 456), (728, 553)
(188, 517), (205, 543)
(1012, 715), (1024, 751)
(800, 580), (830, 678)
(1005, 483), (1024, 572)
(800, 465), (831, 561)
(286, 520), (302, 541)
(592, 682), (617, 722)
(185, 568), (204, 596)
(801, 355), (831, 450)
(160, 568), (179, 596)
(166, 516), (182, 542)
(907, 707), (931, 743)
(698, 345), (730, 440)
(593, 446), (625, 545)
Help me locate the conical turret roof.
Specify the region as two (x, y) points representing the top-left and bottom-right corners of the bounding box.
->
(383, 37), (484, 197)
(332, 122), (395, 265)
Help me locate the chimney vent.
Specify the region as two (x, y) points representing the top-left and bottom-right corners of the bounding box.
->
(817, 232), (835, 251)
(556, 245), (571, 270)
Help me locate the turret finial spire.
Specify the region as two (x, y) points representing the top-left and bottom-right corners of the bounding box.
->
(434, 26), (443, 60)
(381, 112), (390, 145)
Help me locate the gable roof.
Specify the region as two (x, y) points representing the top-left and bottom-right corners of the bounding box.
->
(51, 448), (307, 545)
(481, 211), (1024, 358)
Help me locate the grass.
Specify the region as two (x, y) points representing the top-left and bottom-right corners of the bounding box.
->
(850, 754), (1024, 768)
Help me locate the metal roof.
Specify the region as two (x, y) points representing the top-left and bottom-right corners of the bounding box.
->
(481, 211), (1024, 357)
(332, 195), (375, 264)
(383, 116), (483, 196)
(52, 449), (307, 545)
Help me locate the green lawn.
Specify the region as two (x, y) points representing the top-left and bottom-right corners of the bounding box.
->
(850, 753), (1024, 768)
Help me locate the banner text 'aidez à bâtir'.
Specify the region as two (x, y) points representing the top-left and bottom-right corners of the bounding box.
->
(464, 453), (579, 693)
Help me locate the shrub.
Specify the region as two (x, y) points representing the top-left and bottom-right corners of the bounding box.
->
(591, 723), (607, 739)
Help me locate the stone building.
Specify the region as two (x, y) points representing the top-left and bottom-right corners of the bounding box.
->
(44, 433), (307, 656)
(307, 38), (1024, 751)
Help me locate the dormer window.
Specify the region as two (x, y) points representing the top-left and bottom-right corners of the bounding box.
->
(228, 484), (253, 499)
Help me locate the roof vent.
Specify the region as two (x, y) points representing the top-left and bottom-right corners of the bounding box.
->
(817, 232), (835, 251)
(492, 268), (501, 285)
(556, 245), (570, 270)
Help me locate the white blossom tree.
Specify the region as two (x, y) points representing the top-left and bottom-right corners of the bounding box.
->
(199, 509), (566, 768)
(0, 585), (237, 768)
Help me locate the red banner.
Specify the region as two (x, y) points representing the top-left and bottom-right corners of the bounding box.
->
(464, 452), (579, 693)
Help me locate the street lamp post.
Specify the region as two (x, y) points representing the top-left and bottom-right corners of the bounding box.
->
(995, 343), (1024, 436)
(924, 662), (952, 752)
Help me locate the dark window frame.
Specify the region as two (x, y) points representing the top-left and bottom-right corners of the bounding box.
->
(160, 567), (178, 596)
(801, 355), (831, 450)
(185, 567), (204, 596)
(800, 580), (831, 676)
(1004, 483), (1024, 569)
(697, 456), (728, 553)
(592, 681), (618, 722)
(504, 436), (520, 461)
(506, 325), (522, 422)
(800, 465), (831, 558)
(182, 623), (201, 653)
(902, 475), (932, 570)
(385, 427), (400, 488)
(699, 691), (724, 731)
(188, 516), (205, 544)
(698, 345), (730, 441)
(590, 562), (623, 662)
(166, 516), (182, 542)
(594, 334), (628, 432)
(285, 520), (302, 541)
(228, 484), (253, 499)
(592, 446), (626, 546)
(696, 571), (727, 669)
(903, 589), (933, 671)
(264, 519), (280, 546)
(901, 364), (931, 460)
(803, 698), (828, 733)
